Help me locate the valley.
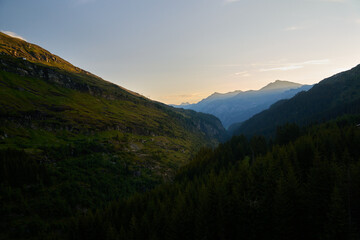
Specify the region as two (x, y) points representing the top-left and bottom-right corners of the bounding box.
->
(1, 29), (360, 240)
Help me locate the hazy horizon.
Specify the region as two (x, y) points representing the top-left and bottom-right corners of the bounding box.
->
(1, 0), (360, 104)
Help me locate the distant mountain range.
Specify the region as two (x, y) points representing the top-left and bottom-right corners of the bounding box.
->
(232, 64), (360, 137)
(173, 80), (313, 128)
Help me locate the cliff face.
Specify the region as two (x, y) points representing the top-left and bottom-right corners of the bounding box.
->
(0, 54), (130, 100)
(0, 32), (86, 74)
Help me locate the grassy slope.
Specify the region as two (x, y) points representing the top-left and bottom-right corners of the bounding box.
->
(0, 32), (224, 169)
(0, 33), (226, 239)
(0, 67), (212, 167)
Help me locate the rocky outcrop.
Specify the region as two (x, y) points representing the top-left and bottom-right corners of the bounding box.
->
(0, 56), (126, 101)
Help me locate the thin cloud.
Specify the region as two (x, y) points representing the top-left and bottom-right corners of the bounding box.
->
(260, 65), (303, 72)
(260, 59), (330, 72)
(356, 19), (360, 24)
(284, 26), (304, 31)
(303, 59), (330, 65)
(235, 71), (251, 77)
(1, 31), (26, 41)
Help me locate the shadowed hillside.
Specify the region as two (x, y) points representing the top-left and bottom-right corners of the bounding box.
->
(0, 32), (227, 239)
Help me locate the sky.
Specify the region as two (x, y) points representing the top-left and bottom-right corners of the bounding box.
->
(1, 0), (360, 104)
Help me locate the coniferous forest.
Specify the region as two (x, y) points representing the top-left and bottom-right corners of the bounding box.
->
(3, 115), (360, 239)
(71, 116), (360, 240)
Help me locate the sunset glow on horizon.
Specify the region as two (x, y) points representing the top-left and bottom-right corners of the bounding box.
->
(1, 0), (360, 104)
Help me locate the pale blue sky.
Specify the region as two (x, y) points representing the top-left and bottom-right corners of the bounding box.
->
(1, 0), (360, 104)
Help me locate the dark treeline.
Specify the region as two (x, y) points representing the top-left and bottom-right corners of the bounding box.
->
(0, 141), (162, 240)
(72, 116), (360, 240)
(0, 149), (50, 187)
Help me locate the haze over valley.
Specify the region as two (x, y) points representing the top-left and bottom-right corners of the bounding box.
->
(173, 80), (313, 128)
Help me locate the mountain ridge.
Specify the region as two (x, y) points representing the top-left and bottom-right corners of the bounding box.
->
(0, 32), (227, 239)
(173, 80), (312, 128)
(0, 31), (227, 149)
(0, 31), (143, 97)
(259, 80), (302, 91)
(233, 64), (360, 137)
